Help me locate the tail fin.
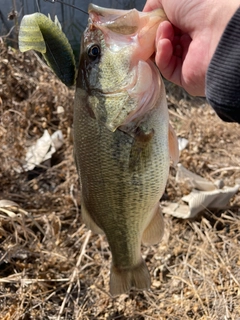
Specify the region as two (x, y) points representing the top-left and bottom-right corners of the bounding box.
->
(110, 260), (151, 295)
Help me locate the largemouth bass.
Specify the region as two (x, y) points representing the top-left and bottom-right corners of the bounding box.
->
(74, 4), (179, 295)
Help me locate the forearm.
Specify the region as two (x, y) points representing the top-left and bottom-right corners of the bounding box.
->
(206, 7), (240, 123)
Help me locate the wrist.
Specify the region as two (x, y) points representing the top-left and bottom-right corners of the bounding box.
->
(209, 1), (240, 56)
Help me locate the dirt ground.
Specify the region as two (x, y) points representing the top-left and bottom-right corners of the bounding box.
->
(0, 41), (240, 320)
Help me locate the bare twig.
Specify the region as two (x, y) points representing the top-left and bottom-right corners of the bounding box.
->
(57, 230), (91, 319)
(210, 166), (240, 176)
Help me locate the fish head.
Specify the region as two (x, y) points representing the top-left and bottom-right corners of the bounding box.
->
(77, 4), (167, 131)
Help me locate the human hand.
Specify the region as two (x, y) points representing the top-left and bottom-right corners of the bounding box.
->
(144, 0), (239, 96)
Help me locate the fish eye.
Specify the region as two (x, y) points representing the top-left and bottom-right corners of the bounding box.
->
(88, 44), (101, 59)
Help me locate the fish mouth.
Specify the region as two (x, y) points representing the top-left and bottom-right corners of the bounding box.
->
(88, 4), (140, 35)
(88, 4), (167, 62)
(88, 4), (167, 36)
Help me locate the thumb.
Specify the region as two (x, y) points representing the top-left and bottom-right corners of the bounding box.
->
(143, 0), (163, 12)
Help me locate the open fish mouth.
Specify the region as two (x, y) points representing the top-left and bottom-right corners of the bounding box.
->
(88, 4), (142, 36)
(87, 4), (167, 61)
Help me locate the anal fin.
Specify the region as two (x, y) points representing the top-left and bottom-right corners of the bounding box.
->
(142, 203), (164, 245)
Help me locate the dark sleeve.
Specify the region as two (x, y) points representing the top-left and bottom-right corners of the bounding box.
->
(206, 7), (240, 123)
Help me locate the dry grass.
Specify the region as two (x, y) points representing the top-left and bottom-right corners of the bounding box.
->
(0, 42), (240, 320)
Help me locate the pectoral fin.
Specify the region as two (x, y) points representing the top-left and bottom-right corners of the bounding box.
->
(129, 127), (154, 170)
(142, 203), (164, 245)
(169, 123), (179, 166)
